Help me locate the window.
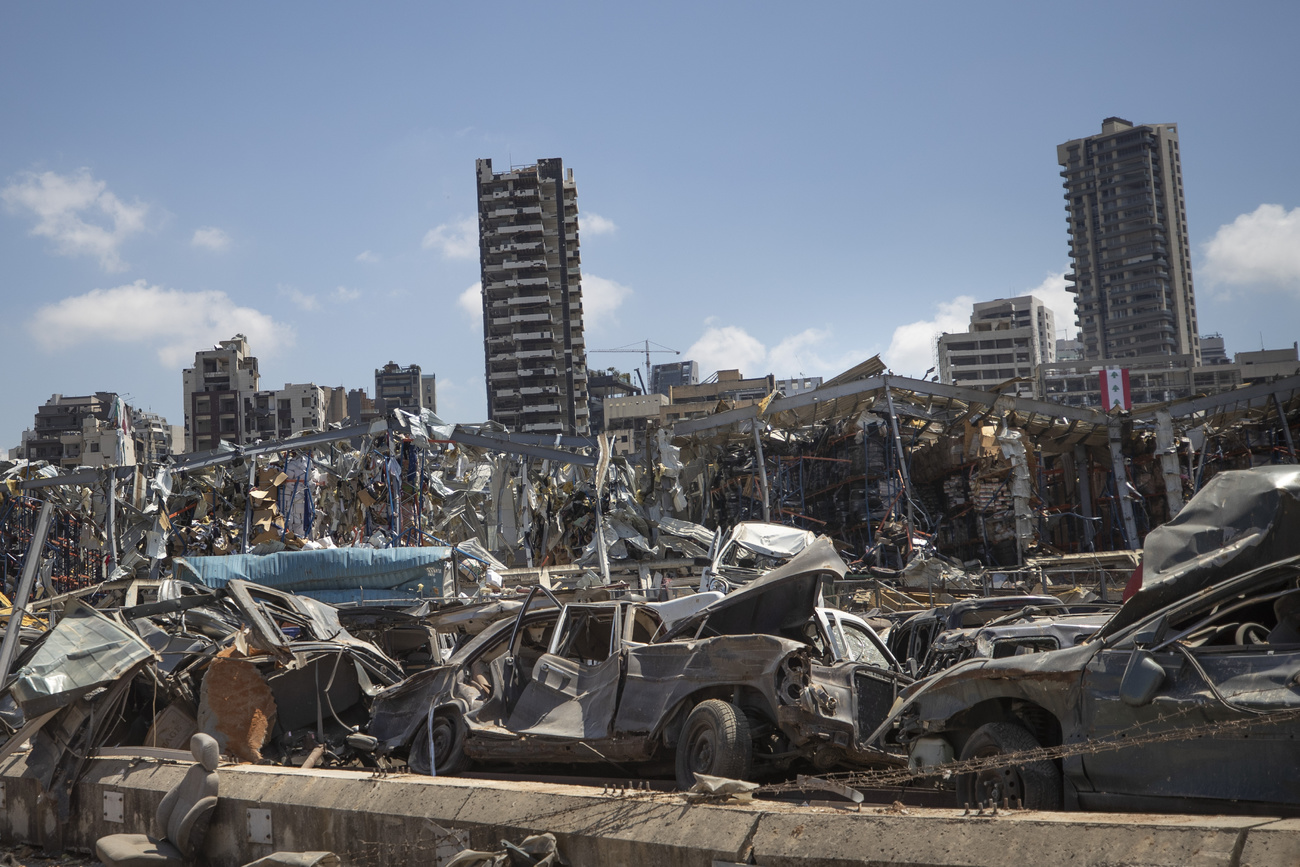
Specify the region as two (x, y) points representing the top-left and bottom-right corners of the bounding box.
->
(835, 620), (889, 668)
(551, 607), (617, 664)
(301, 397), (311, 407)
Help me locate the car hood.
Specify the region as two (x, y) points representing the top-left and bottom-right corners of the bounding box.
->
(664, 536), (847, 640)
(1100, 465), (1300, 639)
(715, 521), (818, 562)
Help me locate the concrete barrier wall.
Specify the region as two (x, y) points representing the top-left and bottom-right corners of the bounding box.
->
(4, 753), (1300, 867)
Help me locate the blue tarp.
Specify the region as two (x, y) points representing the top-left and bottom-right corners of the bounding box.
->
(174, 547), (452, 605)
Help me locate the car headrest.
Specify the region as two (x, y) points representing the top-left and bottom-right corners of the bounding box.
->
(191, 733), (220, 771)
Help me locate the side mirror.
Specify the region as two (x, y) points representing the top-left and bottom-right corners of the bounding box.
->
(1120, 648), (1166, 707)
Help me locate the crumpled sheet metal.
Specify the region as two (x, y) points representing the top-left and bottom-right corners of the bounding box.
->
(10, 601), (154, 717)
(1100, 465), (1300, 638)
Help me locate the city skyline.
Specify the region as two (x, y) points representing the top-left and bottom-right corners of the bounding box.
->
(3, 4), (1299, 452)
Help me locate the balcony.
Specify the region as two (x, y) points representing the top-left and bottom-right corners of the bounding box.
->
(506, 294), (552, 307)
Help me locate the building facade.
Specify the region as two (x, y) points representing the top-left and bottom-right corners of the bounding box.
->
(663, 370), (775, 424)
(938, 296), (1055, 397)
(182, 335), (261, 452)
(1058, 118), (1199, 364)
(651, 360), (699, 396)
(605, 393), (668, 456)
(476, 157), (590, 435)
(776, 376), (823, 397)
(421, 374), (438, 415)
(375, 362), (423, 413)
(24, 393), (133, 469)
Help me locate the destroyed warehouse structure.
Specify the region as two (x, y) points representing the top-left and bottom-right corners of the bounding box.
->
(0, 367), (1298, 607)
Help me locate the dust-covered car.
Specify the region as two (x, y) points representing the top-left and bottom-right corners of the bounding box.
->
(698, 521), (817, 592)
(369, 537), (911, 788)
(872, 466), (1300, 816)
(884, 595), (1072, 673)
(916, 609), (1113, 678)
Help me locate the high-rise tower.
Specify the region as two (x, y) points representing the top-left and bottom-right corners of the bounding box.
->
(1058, 118), (1199, 364)
(476, 158), (589, 435)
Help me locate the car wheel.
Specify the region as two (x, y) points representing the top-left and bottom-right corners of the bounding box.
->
(956, 721), (1062, 810)
(674, 699), (752, 790)
(409, 711), (469, 776)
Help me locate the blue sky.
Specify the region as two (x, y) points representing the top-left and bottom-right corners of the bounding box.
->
(3, 3), (1299, 450)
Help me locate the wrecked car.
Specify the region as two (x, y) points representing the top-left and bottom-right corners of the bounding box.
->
(1, 574), (405, 816)
(916, 609), (1112, 678)
(369, 537), (911, 788)
(873, 466), (1300, 815)
(698, 521), (818, 592)
(885, 595), (1068, 673)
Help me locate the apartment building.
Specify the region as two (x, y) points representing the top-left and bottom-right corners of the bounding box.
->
(938, 296), (1055, 397)
(1058, 118), (1199, 364)
(476, 157), (589, 435)
(182, 335), (261, 452)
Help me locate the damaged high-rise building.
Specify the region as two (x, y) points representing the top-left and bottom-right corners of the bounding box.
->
(476, 157), (590, 435)
(1059, 118), (1200, 364)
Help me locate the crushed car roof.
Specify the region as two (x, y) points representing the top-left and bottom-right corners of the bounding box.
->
(1100, 465), (1300, 639)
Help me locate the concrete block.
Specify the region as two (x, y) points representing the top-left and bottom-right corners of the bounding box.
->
(749, 809), (1262, 867)
(454, 785), (761, 867)
(1240, 819), (1300, 867)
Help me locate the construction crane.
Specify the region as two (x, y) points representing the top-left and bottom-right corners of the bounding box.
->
(588, 340), (680, 395)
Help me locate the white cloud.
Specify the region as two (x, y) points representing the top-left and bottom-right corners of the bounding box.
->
(457, 281), (482, 317)
(1202, 204), (1300, 292)
(684, 326), (771, 379)
(278, 285), (319, 311)
(580, 212), (617, 236)
(684, 323), (868, 382)
(31, 280), (294, 367)
(191, 226), (230, 252)
(1, 168), (148, 271)
(581, 274), (632, 332)
(422, 218), (477, 259)
(334, 285), (361, 301)
(884, 295), (974, 377)
(1025, 269), (1075, 337)
(355, 249), (379, 264)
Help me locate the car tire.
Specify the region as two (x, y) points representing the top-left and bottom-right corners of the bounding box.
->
(409, 711), (470, 776)
(674, 699), (752, 790)
(956, 721), (1062, 810)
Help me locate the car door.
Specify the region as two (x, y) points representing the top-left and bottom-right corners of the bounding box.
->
(1080, 583), (1300, 809)
(505, 604), (624, 740)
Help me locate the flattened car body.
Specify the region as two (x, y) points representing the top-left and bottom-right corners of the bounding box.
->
(369, 537), (911, 780)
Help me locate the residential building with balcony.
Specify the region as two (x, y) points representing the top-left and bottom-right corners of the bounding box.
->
(23, 392), (134, 469)
(1058, 118), (1200, 364)
(245, 383), (327, 441)
(937, 295), (1055, 397)
(476, 157), (589, 435)
(182, 334), (261, 452)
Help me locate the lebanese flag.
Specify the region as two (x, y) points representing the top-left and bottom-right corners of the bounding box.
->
(1101, 367), (1131, 411)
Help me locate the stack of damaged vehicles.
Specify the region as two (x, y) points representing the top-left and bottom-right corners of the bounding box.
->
(5, 465), (1300, 819)
(875, 465), (1300, 817)
(0, 532), (915, 800)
